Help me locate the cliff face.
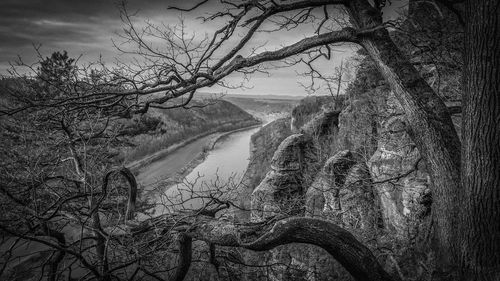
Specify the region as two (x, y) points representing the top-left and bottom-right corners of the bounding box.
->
(239, 97), (351, 280)
(212, 2), (462, 278)
(367, 91), (432, 238)
(244, 96), (343, 223)
(241, 86), (452, 279)
(332, 86), (432, 239)
(290, 95), (342, 133)
(237, 117), (292, 221)
(251, 133), (317, 221)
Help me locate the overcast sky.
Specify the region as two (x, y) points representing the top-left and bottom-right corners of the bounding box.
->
(0, 1), (404, 96)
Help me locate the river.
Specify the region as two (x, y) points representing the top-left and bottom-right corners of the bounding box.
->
(143, 126), (261, 215)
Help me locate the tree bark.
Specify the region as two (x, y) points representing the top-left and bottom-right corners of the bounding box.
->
(150, 216), (399, 281)
(461, 0), (500, 279)
(346, 0), (462, 273)
(172, 234), (192, 281)
(117, 167), (137, 221)
(92, 210), (110, 281)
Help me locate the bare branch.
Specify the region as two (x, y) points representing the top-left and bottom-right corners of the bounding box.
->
(132, 215), (398, 281)
(168, 0), (210, 12)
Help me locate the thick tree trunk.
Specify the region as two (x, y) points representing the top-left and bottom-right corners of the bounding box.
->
(346, 0), (462, 274)
(461, 0), (500, 279)
(361, 30), (462, 273)
(188, 217), (397, 281)
(172, 234), (192, 281)
(132, 215), (397, 281)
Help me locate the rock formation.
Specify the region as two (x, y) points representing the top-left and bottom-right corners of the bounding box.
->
(251, 134), (317, 221)
(242, 88), (440, 279)
(290, 95), (342, 133)
(236, 117), (292, 221)
(368, 91), (431, 238)
(306, 150), (355, 219)
(241, 81), (461, 280)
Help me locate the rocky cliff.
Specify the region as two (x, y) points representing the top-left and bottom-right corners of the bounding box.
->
(237, 117), (293, 221)
(290, 95), (342, 133)
(239, 82), (460, 279)
(233, 7), (463, 274)
(251, 133), (317, 221)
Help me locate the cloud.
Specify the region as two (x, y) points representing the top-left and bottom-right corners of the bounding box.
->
(0, 0), (219, 67)
(0, 0), (357, 95)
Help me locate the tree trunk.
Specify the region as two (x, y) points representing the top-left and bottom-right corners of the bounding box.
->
(118, 167), (137, 221)
(182, 216), (397, 281)
(131, 215), (397, 281)
(461, 0), (500, 279)
(172, 234), (192, 281)
(346, 0), (462, 274)
(92, 211), (110, 281)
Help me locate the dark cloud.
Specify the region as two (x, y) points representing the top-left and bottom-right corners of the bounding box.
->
(0, 0), (205, 69)
(0, 0), (358, 95)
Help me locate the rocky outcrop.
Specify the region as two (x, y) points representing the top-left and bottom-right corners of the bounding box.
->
(290, 96), (342, 133)
(251, 134), (317, 221)
(341, 163), (377, 233)
(269, 88), (433, 280)
(236, 118), (292, 221)
(247, 107), (360, 281)
(241, 87), (451, 280)
(300, 109), (340, 137)
(335, 86), (387, 157)
(306, 150), (355, 218)
(330, 86), (431, 240)
(306, 151), (378, 237)
(368, 91), (431, 238)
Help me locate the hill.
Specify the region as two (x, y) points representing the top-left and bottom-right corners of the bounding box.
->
(118, 99), (260, 163)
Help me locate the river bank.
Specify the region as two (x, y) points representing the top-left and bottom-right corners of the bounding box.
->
(133, 123), (262, 196)
(127, 120), (260, 171)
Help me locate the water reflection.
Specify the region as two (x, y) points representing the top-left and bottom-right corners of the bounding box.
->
(156, 127), (260, 214)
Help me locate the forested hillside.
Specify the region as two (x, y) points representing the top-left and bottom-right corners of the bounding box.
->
(223, 95), (300, 121)
(118, 99), (260, 163)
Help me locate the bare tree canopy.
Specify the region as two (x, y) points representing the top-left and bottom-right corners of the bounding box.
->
(0, 0), (498, 281)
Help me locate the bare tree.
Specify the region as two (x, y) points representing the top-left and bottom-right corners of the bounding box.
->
(109, 1), (497, 279)
(0, 52), (144, 281)
(1, 0), (498, 280)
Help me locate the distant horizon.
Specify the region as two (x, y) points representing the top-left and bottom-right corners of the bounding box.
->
(199, 91), (337, 100)
(0, 1), (406, 96)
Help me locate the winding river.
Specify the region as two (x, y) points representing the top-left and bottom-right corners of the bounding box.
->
(143, 126), (261, 215)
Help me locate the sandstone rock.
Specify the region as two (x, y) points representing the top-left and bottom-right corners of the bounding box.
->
(270, 134), (316, 172)
(341, 163), (377, 232)
(335, 87), (387, 157)
(244, 118), (293, 188)
(306, 152), (377, 237)
(300, 109), (340, 137)
(236, 118), (292, 221)
(290, 96), (342, 133)
(251, 170), (303, 221)
(368, 91), (431, 238)
(252, 134), (317, 221)
(306, 150), (355, 218)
